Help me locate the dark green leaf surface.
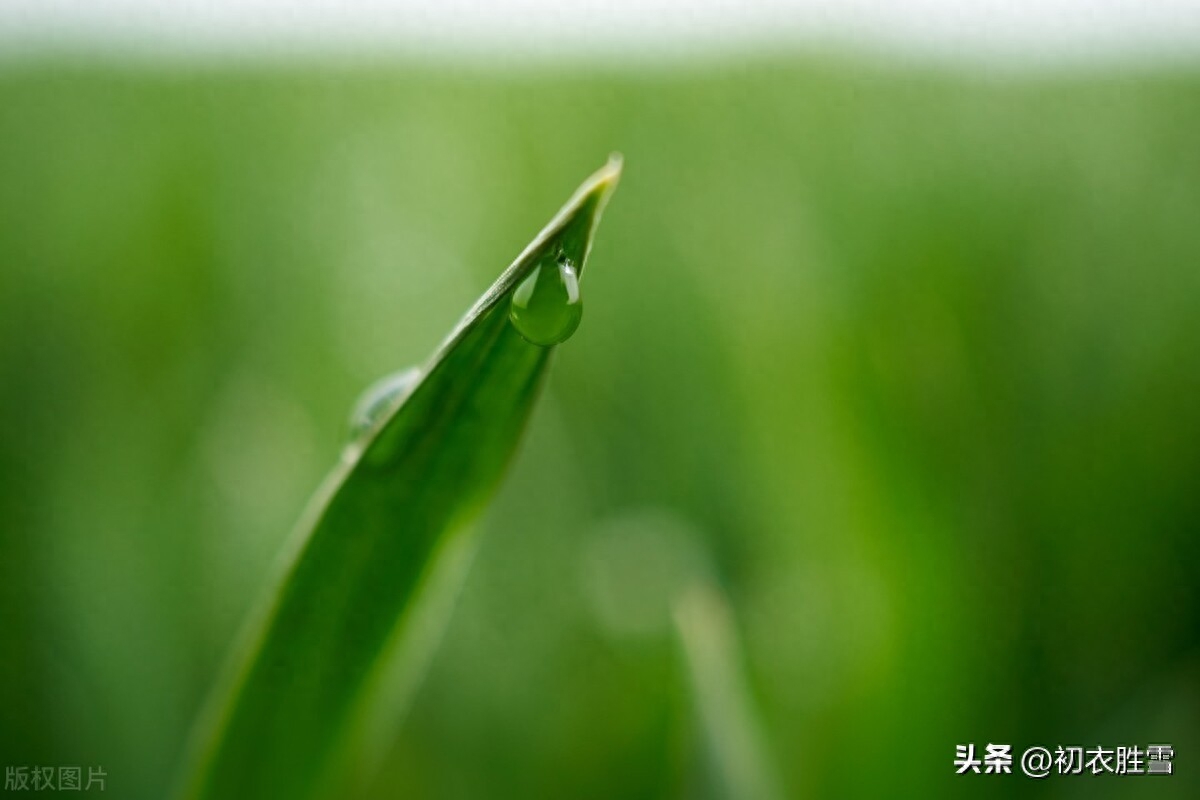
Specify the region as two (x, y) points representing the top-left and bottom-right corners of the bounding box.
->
(177, 158), (621, 800)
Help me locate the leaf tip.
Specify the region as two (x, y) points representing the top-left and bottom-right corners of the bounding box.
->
(588, 152), (623, 204)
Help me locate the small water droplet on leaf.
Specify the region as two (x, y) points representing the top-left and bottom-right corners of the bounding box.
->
(508, 251), (583, 346)
(346, 367), (421, 442)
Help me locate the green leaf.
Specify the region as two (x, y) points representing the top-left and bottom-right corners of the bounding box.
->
(176, 157), (622, 800)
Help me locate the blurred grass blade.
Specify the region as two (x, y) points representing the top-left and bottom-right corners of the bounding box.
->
(675, 582), (785, 800)
(177, 157), (622, 800)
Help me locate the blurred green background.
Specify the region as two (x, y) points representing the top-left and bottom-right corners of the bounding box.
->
(1, 58), (1198, 798)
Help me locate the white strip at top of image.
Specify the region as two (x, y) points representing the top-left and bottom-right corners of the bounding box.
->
(1, 0), (1199, 67)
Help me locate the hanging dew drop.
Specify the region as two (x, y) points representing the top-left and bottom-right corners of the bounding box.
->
(508, 251), (583, 346)
(346, 367), (421, 443)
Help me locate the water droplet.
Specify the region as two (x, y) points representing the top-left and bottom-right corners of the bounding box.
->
(346, 367), (420, 442)
(508, 251), (583, 346)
